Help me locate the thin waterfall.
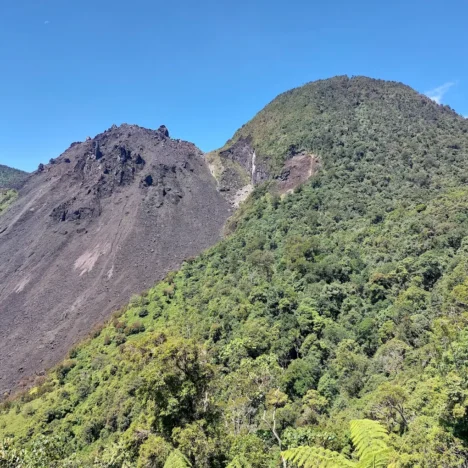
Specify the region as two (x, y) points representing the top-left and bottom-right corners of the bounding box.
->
(251, 151), (256, 184)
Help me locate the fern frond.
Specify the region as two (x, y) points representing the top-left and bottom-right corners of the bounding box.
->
(356, 448), (394, 468)
(350, 419), (390, 461)
(163, 449), (192, 468)
(282, 446), (356, 467)
(226, 454), (253, 468)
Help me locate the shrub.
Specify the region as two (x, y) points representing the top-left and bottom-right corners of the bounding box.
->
(125, 321), (146, 336)
(137, 307), (149, 318)
(115, 334), (127, 345)
(56, 360), (76, 383)
(91, 323), (105, 338)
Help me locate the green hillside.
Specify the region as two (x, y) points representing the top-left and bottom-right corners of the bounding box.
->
(228, 75), (468, 177)
(0, 190), (18, 216)
(2, 76), (468, 467)
(0, 164), (28, 189)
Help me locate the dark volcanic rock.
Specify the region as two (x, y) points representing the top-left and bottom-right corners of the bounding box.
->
(214, 138), (271, 199)
(157, 125), (170, 138)
(94, 142), (103, 160)
(0, 123), (231, 394)
(219, 137), (269, 184)
(219, 138), (255, 177)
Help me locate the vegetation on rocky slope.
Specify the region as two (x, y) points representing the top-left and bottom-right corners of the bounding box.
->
(0, 191), (18, 216)
(0, 165), (27, 189)
(228, 75), (468, 176)
(1, 77), (468, 467)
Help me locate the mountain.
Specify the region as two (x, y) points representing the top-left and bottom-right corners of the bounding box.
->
(210, 76), (468, 204)
(2, 77), (468, 467)
(0, 123), (230, 396)
(0, 164), (28, 189)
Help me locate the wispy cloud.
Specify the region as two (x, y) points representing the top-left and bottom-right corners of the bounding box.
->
(44, 20), (50, 25)
(425, 82), (455, 104)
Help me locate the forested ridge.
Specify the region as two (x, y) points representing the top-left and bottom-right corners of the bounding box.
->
(2, 76), (468, 467)
(0, 165), (27, 190)
(0, 164), (27, 214)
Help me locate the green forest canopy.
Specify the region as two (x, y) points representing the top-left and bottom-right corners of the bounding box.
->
(0, 165), (28, 190)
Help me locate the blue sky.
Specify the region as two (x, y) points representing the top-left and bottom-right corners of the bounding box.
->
(1, 0), (467, 172)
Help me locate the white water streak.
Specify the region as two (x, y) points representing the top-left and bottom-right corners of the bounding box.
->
(251, 151), (256, 184)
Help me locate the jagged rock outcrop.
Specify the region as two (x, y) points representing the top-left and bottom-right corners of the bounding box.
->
(0, 124), (231, 394)
(207, 136), (317, 206)
(209, 137), (270, 190)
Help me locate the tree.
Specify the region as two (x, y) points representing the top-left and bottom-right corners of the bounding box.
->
(369, 383), (409, 433)
(137, 435), (172, 468)
(226, 455), (253, 468)
(163, 449), (192, 468)
(136, 336), (213, 435)
(263, 389), (289, 468)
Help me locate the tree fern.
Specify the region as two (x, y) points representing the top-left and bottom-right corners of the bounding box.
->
(350, 420), (389, 460)
(350, 419), (395, 468)
(163, 449), (192, 468)
(226, 454), (253, 468)
(282, 446), (356, 467)
(357, 448), (395, 468)
(282, 419), (397, 468)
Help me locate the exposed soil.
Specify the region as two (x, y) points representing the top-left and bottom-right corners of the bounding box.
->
(275, 154), (320, 194)
(231, 184), (254, 208)
(0, 124), (231, 395)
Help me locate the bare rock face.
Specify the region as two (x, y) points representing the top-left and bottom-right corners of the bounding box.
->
(218, 137), (270, 187)
(0, 124), (231, 394)
(206, 138), (271, 208)
(207, 137), (318, 207)
(275, 153), (321, 194)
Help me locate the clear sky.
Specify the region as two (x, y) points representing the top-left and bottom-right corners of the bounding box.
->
(1, 0), (467, 172)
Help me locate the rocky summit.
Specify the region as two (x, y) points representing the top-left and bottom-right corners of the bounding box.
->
(0, 124), (230, 394)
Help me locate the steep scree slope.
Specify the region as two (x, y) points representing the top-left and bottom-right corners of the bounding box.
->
(0, 124), (230, 394)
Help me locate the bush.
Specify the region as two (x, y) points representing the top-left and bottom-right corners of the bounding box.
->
(56, 360), (76, 383)
(115, 333), (127, 345)
(137, 307), (149, 318)
(125, 321), (146, 336)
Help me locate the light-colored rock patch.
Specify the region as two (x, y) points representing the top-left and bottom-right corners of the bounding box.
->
(231, 184), (254, 208)
(74, 243), (111, 276)
(14, 275), (31, 293)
